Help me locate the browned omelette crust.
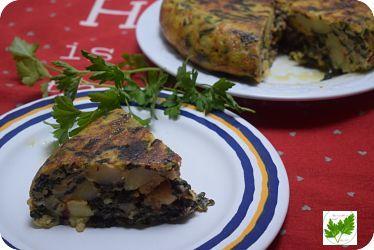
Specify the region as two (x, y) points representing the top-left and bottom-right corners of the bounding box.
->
(160, 0), (279, 82)
(276, 0), (374, 72)
(34, 109), (181, 179)
(277, 0), (373, 32)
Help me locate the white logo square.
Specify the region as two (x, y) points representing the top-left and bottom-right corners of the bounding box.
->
(323, 211), (357, 246)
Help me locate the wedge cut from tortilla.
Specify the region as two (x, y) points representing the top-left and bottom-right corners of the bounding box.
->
(276, 0), (374, 74)
(28, 109), (213, 231)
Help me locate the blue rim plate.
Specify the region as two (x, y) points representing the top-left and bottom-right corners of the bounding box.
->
(0, 89), (289, 250)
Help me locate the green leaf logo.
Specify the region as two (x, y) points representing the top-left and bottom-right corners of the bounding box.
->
(324, 213), (355, 243)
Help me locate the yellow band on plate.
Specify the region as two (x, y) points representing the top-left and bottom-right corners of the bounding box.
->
(209, 114), (269, 249)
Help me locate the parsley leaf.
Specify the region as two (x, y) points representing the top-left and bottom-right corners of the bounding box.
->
(71, 110), (105, 137)
(142, 71), (168, 117)
(52, 61), (83, 100)
(122, 80), (146, 105)
(163, 62), (255, 117)
(15, 59), (44, 85)
(70, 89), (122, 137)
(339, 213), (355, 235)
(88, 89), (121, 111)
(9, 37), (50, 86)
(131, 114), (151, 127)
(82, 50), (125, 88)
(49, 90), (122, 143)
(161, 93), (182, 119)
(49, 96), (81, 144)
(9, 36), (38, 58)
(324, 219), (340, 239)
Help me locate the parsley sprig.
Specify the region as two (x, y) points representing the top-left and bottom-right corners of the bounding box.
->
(9, 37), (254, 144)
(324, 213), (355, 243)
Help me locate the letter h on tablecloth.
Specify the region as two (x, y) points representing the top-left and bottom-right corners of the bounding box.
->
(80, 0), (147, 29)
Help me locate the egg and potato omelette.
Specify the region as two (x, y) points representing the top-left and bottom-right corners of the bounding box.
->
(28, 109), (213, 231)
(160, 0), (374, 82)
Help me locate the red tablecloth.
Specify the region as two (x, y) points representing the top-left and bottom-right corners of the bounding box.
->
(0, 0), (373, 249)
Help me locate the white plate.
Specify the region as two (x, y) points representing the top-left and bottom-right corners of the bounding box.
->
(0, 89), (289, 250)
(136, 0), (374, 101)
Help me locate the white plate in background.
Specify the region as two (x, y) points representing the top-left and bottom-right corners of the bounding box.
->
(136, 0), (374, 101)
